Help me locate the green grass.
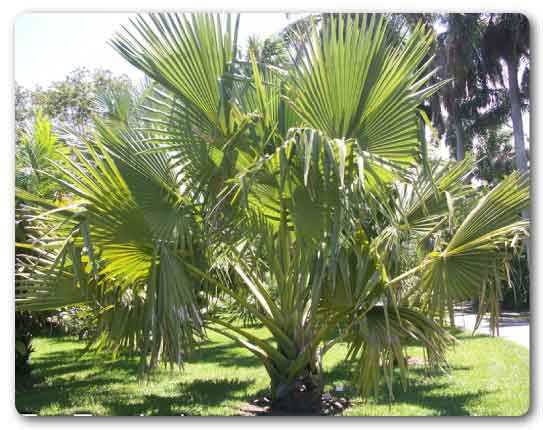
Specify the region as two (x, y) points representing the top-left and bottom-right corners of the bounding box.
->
(16, 328), (529, 416)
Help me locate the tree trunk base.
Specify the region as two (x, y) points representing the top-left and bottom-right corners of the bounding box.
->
(272, 375), (321, 414)
(273, 386), (322, 414)
(240, 389), (351, 416)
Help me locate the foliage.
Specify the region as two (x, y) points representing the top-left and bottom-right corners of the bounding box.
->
(45, 306), (100, 339)
(480, 13), (530, 173)
(23, 68), (133, 133)
(502, 251), (530, 311)
(15, 111), (67, 386)
(15, 111), (69, 198)
(15, 312), (34, 381)
(15, 83), (31, 136)
(246, 35), (290, 67)
(481, 14), (529, 83)
(398, 13), (529, 172)
(475, 127), (515, 185)
(15, 13), (530, 411)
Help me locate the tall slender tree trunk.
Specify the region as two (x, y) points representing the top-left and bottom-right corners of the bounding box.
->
(453, 115), (465, 161)
(453, 113), (473, 311)
(448, 302), (456, 329)
(506, 59), (528, 172)
(506, 59), (531, 272)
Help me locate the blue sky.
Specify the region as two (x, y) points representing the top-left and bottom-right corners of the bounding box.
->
(15, 12), (297, 88)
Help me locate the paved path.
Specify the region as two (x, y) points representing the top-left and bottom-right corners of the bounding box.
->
(454, 311), (530, 349)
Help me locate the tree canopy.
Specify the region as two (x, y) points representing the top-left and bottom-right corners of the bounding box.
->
(15, 12), (530, 413)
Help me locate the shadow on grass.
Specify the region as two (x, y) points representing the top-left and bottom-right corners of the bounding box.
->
(16, 337), (259, 416)
(18, 333), (497, 416)
(188, 341), (262, 369)
(16, 376), (254, 416)
(34, 336), (263, 378)
(16, 375), (130, 414)
(104, 378), (255, 416)
(324, 357), (486, 416)
(28, 351), (142, 381)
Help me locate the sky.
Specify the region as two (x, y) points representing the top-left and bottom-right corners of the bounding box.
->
(15, 12), (299, 88)
(13, 12), (529, 152)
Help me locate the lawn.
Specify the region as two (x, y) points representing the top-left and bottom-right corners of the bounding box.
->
(16, 327), (529, 416)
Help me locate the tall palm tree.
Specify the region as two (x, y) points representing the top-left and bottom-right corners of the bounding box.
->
(482, 13), (530, 173)
(394, 14), (512, 166)
(16, 13), (529, 413)
(426, 14), (492, 161)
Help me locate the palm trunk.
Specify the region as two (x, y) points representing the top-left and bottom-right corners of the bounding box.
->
(210, 316), (324, 414)
(268, 350), (323, 414)
(453, 115), (465, 161)
(506, 59), (528, 173)
(448, 302), (456, 329)
(506, 59), (531, 270)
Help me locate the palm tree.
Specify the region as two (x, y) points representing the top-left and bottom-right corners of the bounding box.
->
(482, 13), (530, 172)
(15, 111), (67, 382)
(246, 35), (290, 67)
(423, 14), (493, 161)
(15, 13), (529, 413)
(399, 14), (512, 165)
(15, 111), (69, 198)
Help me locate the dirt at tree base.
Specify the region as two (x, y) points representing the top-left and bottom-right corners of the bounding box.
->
(238, 392), (351, 416)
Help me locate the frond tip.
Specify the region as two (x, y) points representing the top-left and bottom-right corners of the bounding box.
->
(347, 306), (454, 399)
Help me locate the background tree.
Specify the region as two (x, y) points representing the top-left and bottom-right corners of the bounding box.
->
(482, 13), (530, 173)
(15, 84), (31, 132)
(14, 69), (132, 383)
(24, 68), (133, 135)
(480, 13), (531, 283)
(395, 14), (523, 169)
(474, 127), (514, 185)
(246, 35), (290, 67)
(15, 111), (66, 386)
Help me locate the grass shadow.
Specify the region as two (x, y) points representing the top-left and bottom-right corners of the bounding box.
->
(324, 358), (483, 416)
(104, 378), (255, 416)
(188, 341), (262, 368)
(17, 332), (525, 416)
(17, 337), (260, 416)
